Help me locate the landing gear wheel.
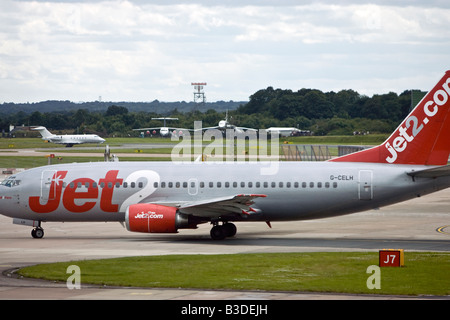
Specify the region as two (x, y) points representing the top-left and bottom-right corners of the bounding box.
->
(223, 223), (237, 237)
(210, 223), (237, 240)
(210, 225), (226, 240)
(31, 227), (44, 239)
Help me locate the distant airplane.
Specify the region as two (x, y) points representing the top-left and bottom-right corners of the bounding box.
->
(3, 71), (450, 240)
(32, 126), (105, 147)
(202, 110), (257, 134)
(265, 127), (311, 137)
(133, 117), (185, 137)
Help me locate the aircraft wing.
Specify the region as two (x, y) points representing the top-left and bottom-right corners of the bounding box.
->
(153, 194), (266, 218)
(194, 126), (258, 132)
(407, 165), (450, 178)
(132, 127), (194, 132)
(236, 126), (258, 132)
(132, 127), (164, 131)
(179, 194), (266, 217)
(194, 126), (219, 131)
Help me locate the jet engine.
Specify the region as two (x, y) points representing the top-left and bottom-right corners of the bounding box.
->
(125, 203), (192, 233)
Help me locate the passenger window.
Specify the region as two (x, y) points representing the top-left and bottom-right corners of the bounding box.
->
(256, 182), (260, 188)
(123, 182), (128, 188)
(264, 182), (268, 188)
(183, 182), (188, 188)
(248, 182), (253, 188)
(176, 182), (180, 188)
(138, 182), (143, 188)
(333, 182), (338, 188)
(217, 182), (221, 188)
(302, 182), (306, 188)
(294, 182), (299, 188)
(168, 182), (173, 188)
(209, 182), (213, 188)
(317, 182), (322, 188)
(286, 182), (291, 188)
(225, 182), (230, 188)
(271, 182), (276, 188)
(131, 182), (136, 188)
(200, 182), (205, 188)
(325, 182), (330, 188)
(153, 182), (158, 188)
(309, 182), (314, 188)
(233, 182), (237, 188)
(279, 182), (283, 188)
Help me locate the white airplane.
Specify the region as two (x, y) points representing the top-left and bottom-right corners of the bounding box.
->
(32, 126), (105, 147)
(202, 111), (257, 134)
(133, 117), (183, 137)
(2, 71), (450, 240)
(265, 127), (309, 137)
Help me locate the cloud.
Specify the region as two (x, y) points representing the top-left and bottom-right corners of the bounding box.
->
(1, 0), (449, 103)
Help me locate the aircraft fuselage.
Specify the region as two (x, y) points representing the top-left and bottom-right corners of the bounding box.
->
(1, 161), (447, 224)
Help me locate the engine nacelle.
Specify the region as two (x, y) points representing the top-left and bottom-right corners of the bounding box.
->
(125, 203), (190, 233)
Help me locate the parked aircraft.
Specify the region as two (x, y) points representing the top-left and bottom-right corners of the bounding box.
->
(32, 126), (105, 147)
(202, 110), (257, 134)
(133, 117), (183, 137)
(3, 71), (450, 240)
(265, 127), (310, 137)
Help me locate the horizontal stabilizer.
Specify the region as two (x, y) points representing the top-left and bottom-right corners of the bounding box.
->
(407, 164), (450, 178)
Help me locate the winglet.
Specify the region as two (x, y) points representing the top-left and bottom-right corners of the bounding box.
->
(331, 71), (450, 165)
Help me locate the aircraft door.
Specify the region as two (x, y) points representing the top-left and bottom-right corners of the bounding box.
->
(358, 170), (373, 200)
(188, 178), (198, 196)
(41, 170), (57, 201)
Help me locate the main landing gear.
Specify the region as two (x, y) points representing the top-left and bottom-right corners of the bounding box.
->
(210, 222), (237, 240)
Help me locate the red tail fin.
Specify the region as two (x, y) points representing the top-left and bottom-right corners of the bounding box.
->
(331, 71), (450, 165)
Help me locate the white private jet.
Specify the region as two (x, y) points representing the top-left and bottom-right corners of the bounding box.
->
(32, 126), (105, 147)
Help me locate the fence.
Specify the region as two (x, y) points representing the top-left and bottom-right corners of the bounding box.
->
(280, 144), (367, 161)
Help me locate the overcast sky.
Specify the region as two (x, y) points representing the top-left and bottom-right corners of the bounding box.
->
(1, 0), (449, 103)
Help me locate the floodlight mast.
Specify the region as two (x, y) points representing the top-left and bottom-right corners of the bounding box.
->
(191, 82), (207, 104)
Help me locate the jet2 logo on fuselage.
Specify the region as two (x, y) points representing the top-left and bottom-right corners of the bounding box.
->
(28, 170), (159, 214)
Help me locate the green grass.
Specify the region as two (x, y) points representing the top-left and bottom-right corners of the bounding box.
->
(0, 135), (387, 149)
(0, 156), (176, 168)
(0, 137), (168, 149)
(17, 252), (450, 296)
(0, 134), (387, 168)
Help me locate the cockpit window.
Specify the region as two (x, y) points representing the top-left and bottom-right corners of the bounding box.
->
(1, 176), (21, 188)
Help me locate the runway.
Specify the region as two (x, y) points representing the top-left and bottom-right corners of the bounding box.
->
(0, 188), (449, 300)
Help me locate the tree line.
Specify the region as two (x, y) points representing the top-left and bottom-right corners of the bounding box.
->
(235, 87), (426, 135)
(1, 88), (426, 137)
